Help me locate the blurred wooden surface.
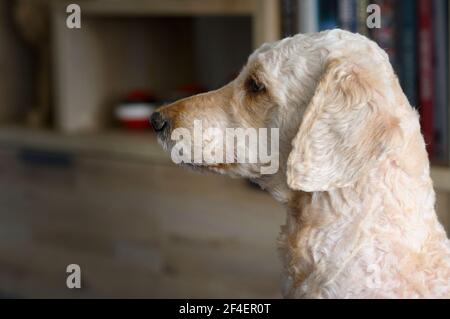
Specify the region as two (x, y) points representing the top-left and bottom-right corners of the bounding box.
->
(0, 126), (449, 298)
(0, 134), (285, 298)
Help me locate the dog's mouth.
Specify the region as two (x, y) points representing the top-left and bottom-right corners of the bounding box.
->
(153, 122), (271, 178)
(155, 131), (228, 168)
(153, 123), (173, 150)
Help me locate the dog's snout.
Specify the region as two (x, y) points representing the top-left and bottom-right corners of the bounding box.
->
(150, 111), (167, 132)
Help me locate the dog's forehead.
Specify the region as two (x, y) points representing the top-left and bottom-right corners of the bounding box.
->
(245, 30), (386, 78)
(248, 31), (336, 66)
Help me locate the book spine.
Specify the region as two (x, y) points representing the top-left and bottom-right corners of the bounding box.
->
(319, 0), (339, 31)
(297, 0), (319, 33)
(397, 0), (417, 108)
(357, 0), (369, 36)
(448, 0), (450, 164)
(433, 0), (449, 161)
(370, 0), (397, 69)
(418, 0), (434, 156)
(338, 0), (357, 32)
(281, 0), (298, 37)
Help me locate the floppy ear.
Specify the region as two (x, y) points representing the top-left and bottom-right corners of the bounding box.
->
(287, 58), (401, 192)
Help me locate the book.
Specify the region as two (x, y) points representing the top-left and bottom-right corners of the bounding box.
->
(370, 0), (398, 70)
(357, 0), (369, 36)
(294, 0), (449, 162)
(396, 0), (417, 108)
(433, 0), (449, 162)
(418, 0), (435, 156)
(338, 0), (357, 32)
(319, 0), (338, 31)
(281, 0), (298, 37)
(297, 0), (319, 33)
(448, 0), (450, 163)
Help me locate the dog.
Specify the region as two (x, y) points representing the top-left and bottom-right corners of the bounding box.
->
(151, 30), (450, 298)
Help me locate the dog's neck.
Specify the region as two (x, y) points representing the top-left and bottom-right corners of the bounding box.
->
(253, 151), (294, 203)
(254, 173), (292, 204)
(275, 159), (450, 298)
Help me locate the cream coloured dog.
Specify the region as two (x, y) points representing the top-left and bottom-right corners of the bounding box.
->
(151, 29), (450, 298)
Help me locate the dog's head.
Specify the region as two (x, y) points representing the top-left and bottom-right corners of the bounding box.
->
(152, 30), (424, 197)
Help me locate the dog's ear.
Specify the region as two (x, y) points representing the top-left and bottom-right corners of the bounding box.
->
(287, 57), (401, 192)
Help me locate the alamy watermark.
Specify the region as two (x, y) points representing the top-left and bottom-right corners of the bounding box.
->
(64, 3), (381, 30)
(66, 4), (81, 29)
(367, 4), (381, 29)
(169, 120), (279, 175)
(66, 264), (81, 289)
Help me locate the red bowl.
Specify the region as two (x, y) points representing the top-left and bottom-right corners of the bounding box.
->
(115, 103), (155, 131)
(121, 118), (151, 130)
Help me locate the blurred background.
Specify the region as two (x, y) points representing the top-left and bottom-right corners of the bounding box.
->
(0, 0), (449, 298)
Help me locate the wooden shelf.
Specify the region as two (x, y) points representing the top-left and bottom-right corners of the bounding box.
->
(1, 125), (449, 191)
(70, 0), (256, 16)
(0, 125), (170, 165)
(52, 0), (280, 49)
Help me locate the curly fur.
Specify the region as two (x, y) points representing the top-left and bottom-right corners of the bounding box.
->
(155, 29), (450, 298)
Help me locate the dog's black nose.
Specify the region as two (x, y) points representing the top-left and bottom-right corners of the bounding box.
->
(150, 112), (167, 132)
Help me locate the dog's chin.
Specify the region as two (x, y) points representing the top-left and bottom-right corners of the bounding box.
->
(156, 134), (254, 178)
(180, 162), (239, 177)
(156, 134), (232, 173)
(183, 163), (265, 182)
(155, 133), (172, 153)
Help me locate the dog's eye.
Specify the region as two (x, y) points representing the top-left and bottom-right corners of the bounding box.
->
(248, 78), (265, 93)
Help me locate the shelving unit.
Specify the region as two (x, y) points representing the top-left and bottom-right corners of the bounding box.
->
(4, 1), (450, 213)
(0, 125), (168, 165)
(50, 0), (280, 133)
(57, 0), (280, 49)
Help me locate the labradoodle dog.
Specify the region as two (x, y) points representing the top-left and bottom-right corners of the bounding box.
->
(151, 29), (450, 298)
